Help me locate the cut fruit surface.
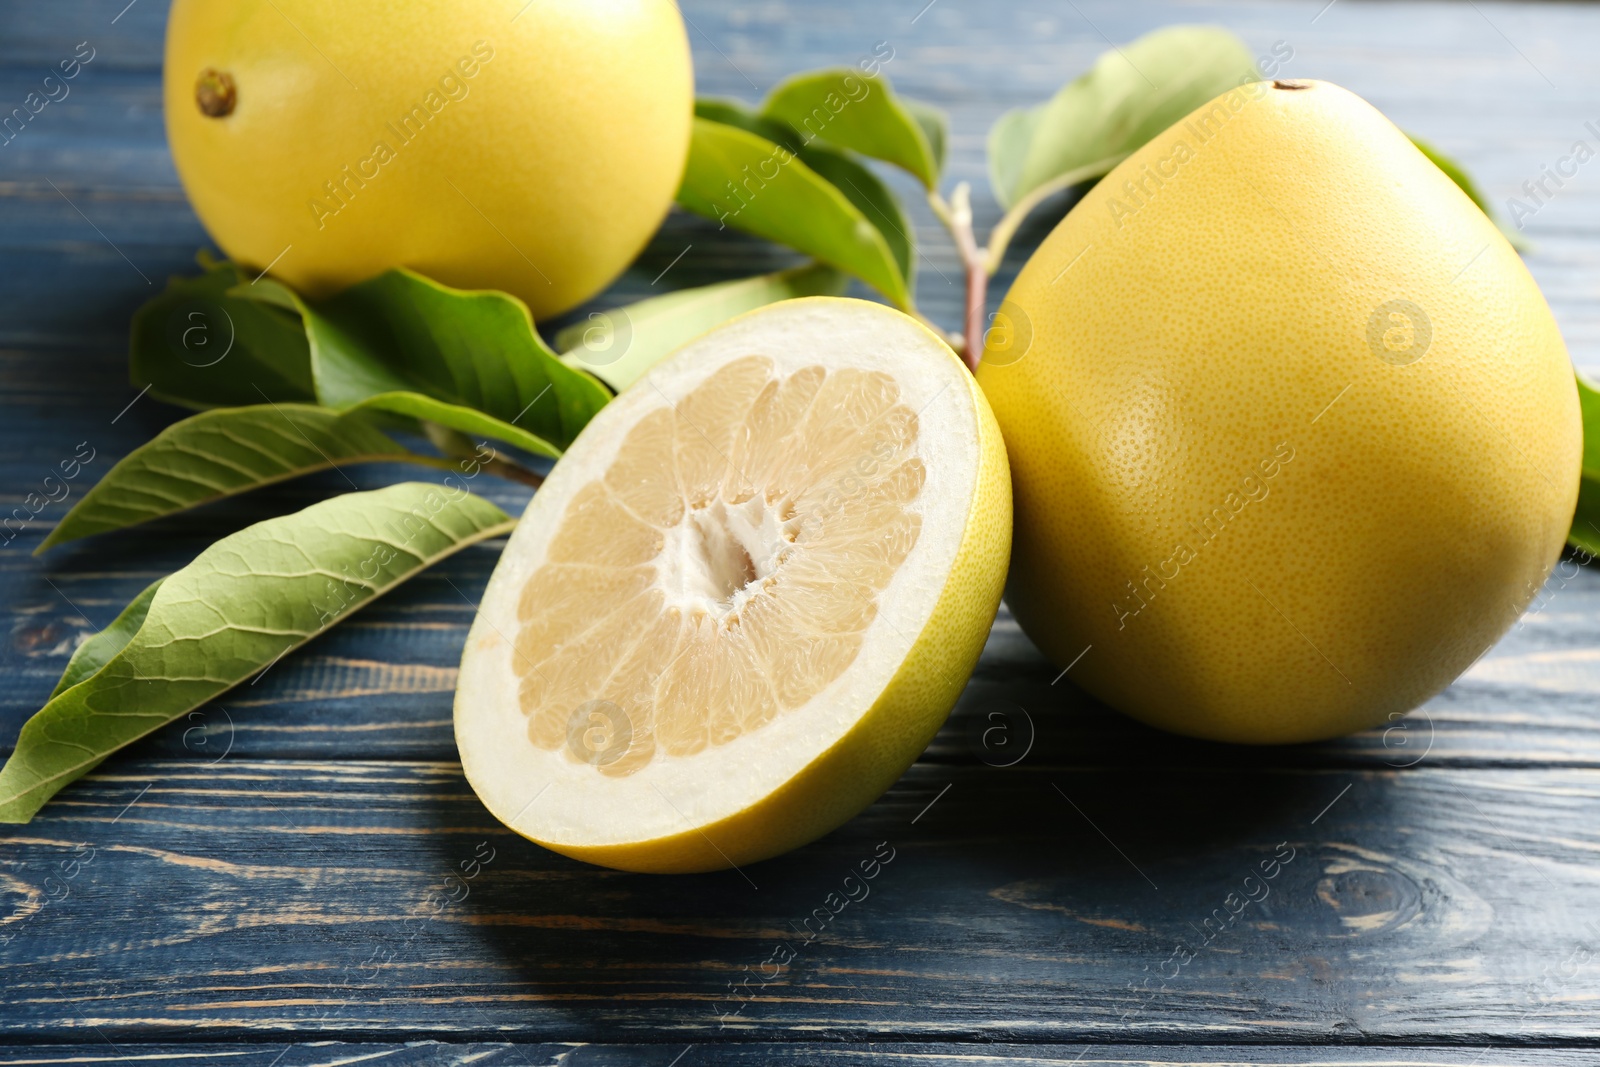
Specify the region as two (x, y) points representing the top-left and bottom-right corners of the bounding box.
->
(456, 297), (1010, 872)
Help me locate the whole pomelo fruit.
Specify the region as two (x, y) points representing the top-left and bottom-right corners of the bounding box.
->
(164, 0), (692, 319)
(456, 298), (1010, 872)
(977, 79), (1581, 744)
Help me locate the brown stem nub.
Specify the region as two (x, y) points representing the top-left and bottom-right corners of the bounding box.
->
(195, 69), (236, 117)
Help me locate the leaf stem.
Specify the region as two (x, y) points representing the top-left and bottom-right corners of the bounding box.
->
(930, 157), (1126, 372)
(423, 421), (546, 489)
(481, 454), (545, 489)
(945, 183), (989, 372)
(981, 153), (1127, 274)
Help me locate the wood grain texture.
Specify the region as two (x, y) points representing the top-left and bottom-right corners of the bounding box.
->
(5, 1049), (1600, 1067)
(4, 0), (1600, 1056)
(4, 760), (1600, 1043)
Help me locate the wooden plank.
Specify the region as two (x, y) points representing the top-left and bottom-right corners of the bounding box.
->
(3, 1046), (1600, 1067)
(3, 760), (1599, 1042)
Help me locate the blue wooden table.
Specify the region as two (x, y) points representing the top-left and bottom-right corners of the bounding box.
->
(5, 1), (1600, 1063)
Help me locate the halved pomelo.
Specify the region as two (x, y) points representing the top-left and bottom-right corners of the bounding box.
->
(455, 297), (1010, 872)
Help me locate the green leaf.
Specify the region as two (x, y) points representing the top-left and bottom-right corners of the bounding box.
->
(0, 483), (514, 823)
(798, 147), (914, 290)
(695, 98), (796, 145)
(761, 69), (943, 188)
(1580, 375), (1600, 477)
(347, 392), (565, 459)
(240, 268), (611, 453)
(989, 25), (1260, 210)
(130, 260), (315, 410)
(1407, 133), (1529, 252)
(676, 117), (913, 309)
(902, 97), (949, 179)
(987, 106), (1041, 219)
(1571, 375), (1600, 556)
(1573, 478), (1600, 558)
(37, 405), (444, 552)
(557, 262), (848, 393)
(49, 579), (163, 700)
(692, 100), (913, 286)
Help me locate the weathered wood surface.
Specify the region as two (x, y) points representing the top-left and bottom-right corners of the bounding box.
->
(6, 1052), (1600, 1067)
(5, 760), (1600, 1042)
(7, 1050), (1600, 1067)
(4, 0), (1600, 1059)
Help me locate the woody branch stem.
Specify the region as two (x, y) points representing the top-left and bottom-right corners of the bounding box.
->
(481, 454), (544, 489)
(939, 183), (989, 372)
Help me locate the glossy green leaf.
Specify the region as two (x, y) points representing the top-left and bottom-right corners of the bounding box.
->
(37, 405), (443, 552)
(676, 117), (912, 309)
(695, 98), (795, 145)
(1580, 375), (1600, 475)
(240, 268), (611, 453)
(692, 99), (913, 286)
(0, 483), (514, 823)
(798, 147), (914, 289)
(988, 25), (1260, 210)
(1573, 479), (1600, 558)
(49, 579), (163, 700)
(130, 260), (315, 409)
(987, 106), (1041, 218)
(902, 96), (949, 178)
(347, 392), (565, 459)
(556, 262), (848, 393)
(1408, 133), (1529, 252)
(1571, 375), (1600, 556)
(761, 69), (943, 188)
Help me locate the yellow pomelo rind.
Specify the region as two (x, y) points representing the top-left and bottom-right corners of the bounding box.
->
(457, 297), (1011, 872)
(164, 0), (691, 319)
(978, 79), (1581, 745)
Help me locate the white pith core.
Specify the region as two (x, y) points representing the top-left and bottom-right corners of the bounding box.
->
(664, 495), (800, 616)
